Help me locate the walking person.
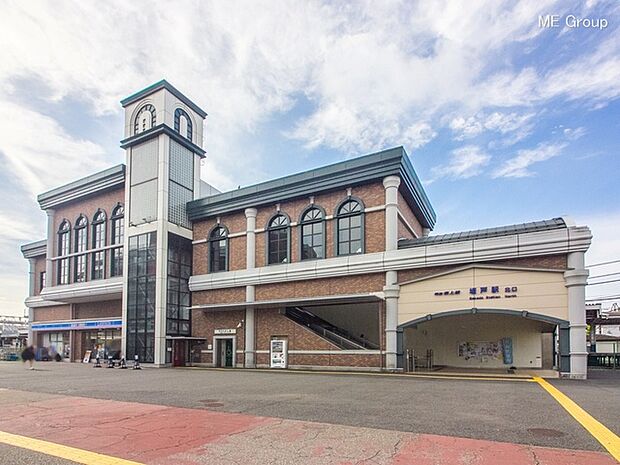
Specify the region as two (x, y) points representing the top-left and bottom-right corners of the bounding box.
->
(21, 345), (35, 370)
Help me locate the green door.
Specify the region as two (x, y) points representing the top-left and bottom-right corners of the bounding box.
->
(225, 339), (233, 367)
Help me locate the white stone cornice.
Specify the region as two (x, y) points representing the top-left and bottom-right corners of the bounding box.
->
(24, 296), (65, 308)
(189, 225), (592, 291)
(40, 277), (123, 303)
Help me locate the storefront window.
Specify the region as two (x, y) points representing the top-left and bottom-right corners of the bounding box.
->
(82, 329), (122, 360)
(43, 332), (70, 358)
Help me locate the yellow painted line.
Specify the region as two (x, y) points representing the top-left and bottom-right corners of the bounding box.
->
(0, 430), (144, 465)
(534, 377), (620, 461)
(181, 366), (533, 382)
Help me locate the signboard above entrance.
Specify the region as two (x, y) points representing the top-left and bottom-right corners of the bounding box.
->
(434, 286), (519, 300)
(214, 328), (236, 335)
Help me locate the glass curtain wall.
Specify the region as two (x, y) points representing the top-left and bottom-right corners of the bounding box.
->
(126, 232), (156, 362)
(167, 233), (192, 336)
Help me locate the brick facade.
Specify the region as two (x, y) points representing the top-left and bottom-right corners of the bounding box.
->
(74, 300), (122, 320)
(397, 191), (423, 239)
(50, 185), (125, 285)
(33, 305), (71, 322)
(191, 181), (390, 273)
(34, 256), (47, 295)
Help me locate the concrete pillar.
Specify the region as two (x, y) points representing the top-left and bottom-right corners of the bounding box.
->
(45, 209), (55, 281)
(384, 270), (399, 370)
(27, 258), (36, 346)
(564, 251), (589, 379)
(382, 176), (401, 251)
(245, 208), (257, 269)
(245, 208), (258, 368)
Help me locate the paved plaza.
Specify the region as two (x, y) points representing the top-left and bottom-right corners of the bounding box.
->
(0, 362), (618, 464)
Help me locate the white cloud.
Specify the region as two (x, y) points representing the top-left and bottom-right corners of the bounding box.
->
(563, 126), (587, 140)
(449, 111), (535, 141)
(492, 142), (566, 178)
(431, 145), (491, 181)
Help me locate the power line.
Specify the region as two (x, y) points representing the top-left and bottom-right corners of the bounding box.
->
(587, 259), (620, 268)
(587, 279), (620, 286)
(590, 271), (620, 279)
(586, 295), (620, 302)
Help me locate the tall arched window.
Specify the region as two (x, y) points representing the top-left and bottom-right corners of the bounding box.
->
(174, 108), (193, 141)
(300, 207), (324, 260)
(267, 214), (290, 264)
(74, 216), (88, 282)
(91, 210), (106, 280)
(134, 104), (156, 134)
(208, 226), (228, 273)
(111, 205), (124, 277)
(336, 199), (364, 256)
(57, 220), (71, 285)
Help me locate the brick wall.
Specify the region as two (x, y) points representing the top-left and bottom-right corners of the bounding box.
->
(191, 309), (245, 364)
(74, 300), (122, 320)
(255, 309), (339, 351)
(192, 181), (387, 273)
(49, 185), (125, 284)
(397, 191), (423, 238)
(193, 288), (246, 305)
(256, 273), (385, 301)
(33, 305), (71, 322)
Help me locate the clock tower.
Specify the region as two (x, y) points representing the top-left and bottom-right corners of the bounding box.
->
(119, 80), (207, 365)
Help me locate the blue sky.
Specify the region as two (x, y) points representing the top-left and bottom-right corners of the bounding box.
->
(0, 1), (619, 315)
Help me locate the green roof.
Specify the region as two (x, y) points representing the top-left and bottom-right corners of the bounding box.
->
(187, 146), (436, 229)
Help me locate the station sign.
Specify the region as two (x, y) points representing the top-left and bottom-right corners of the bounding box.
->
(214, 328), (236, 335)
(434, 286), (519, 300)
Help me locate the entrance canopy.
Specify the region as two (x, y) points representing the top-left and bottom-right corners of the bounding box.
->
(398, 308), (569, 330)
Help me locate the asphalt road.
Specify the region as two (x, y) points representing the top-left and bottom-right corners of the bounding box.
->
(0, 444), (78, 465)
(0, 362), (618, 453)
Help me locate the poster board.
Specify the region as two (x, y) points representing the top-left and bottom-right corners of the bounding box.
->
(82, 350), (92, 363)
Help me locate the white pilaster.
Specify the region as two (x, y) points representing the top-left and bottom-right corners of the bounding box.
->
(27, 258), (36, 345)
(564, 251), (588, 379)
(245, 208), (258, 367)
(154, 134), (170, 366)
(382, 176), (401, 251)
(45, 209), (55, 281)
(384, 270), (399, 370)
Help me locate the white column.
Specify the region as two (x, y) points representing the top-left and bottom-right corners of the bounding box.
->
(45, 209), (55, 281)
(154, 134), (170, 366)
(384, 270), (399, 370)
(382, 176), (401, 251)
(27, 258), (36, 345)
(244, 208), (257, 368)
(564, 251), (588, 379)
(383, 177), (401, 370)
(245, 208), (257, 269)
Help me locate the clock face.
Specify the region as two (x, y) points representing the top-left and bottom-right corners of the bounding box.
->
(134, 104), (156, 134)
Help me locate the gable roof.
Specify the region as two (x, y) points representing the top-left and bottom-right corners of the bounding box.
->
(187, 146), (436, 229)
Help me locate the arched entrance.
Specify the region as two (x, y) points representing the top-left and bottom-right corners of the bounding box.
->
(397, 308), (570, 373)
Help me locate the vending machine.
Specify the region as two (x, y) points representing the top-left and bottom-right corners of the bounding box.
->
(270, 339), (288, 369)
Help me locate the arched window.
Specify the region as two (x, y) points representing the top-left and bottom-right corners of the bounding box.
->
(208, 226), (228, 273)
(267, 214), (290, 264)
(91, 210), (106, 280)
(336, 199), (364, 255)
(300, 207), (324, 260)
(134, 104), (156, 134)
(57, 220), (71, 285)
(174, 108), (193, 141)
(110, 205), (124, 277)
(74, 216), (88, 282)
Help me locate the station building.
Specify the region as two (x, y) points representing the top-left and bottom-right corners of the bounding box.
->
(21, 81), (592, 378)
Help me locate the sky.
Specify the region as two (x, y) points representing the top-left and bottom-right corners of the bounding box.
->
(0, 1), (619, 317)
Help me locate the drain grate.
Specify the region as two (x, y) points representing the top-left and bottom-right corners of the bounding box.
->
(527, 428), (565, 438)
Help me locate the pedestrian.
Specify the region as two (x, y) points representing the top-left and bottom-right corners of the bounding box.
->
(21, 345), (35, 370)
